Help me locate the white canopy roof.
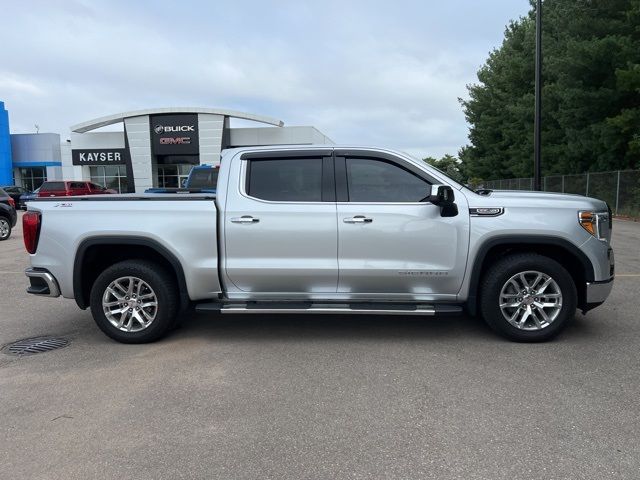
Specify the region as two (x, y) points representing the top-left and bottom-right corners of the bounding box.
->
(70, 107), (284, 133)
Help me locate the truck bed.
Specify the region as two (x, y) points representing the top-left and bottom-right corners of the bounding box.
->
(27, 194), (221, 302)
(31, 193), (216, 202)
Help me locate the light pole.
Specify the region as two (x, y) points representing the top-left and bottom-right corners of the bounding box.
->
(533, 0), (543, 191)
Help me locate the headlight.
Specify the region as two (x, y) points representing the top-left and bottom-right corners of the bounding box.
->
(578, 210), (609, 241)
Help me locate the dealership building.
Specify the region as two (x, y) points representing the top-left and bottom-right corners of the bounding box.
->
(0, 103), (333, 192)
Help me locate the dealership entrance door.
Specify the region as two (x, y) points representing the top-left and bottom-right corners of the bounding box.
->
(154, 154), (199, 188)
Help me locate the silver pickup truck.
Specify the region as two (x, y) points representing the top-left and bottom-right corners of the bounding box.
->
(23, 146), (614, 343)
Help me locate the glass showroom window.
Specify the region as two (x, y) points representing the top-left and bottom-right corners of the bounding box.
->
(19, 167), (47, 191)
(89, 165), (128, 193)
(158, 165), (192, 188)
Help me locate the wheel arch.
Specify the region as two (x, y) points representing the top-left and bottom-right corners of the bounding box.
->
(466, 235), (594, 316)
(73, 236), (189, 311)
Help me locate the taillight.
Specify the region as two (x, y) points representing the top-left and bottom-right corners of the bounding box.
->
(23, 211), (41, 254)
(8, 197), (15, 208)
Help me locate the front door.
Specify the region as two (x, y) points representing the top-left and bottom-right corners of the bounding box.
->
(335, 154), (469, 299)
(224, 153), (338, 295)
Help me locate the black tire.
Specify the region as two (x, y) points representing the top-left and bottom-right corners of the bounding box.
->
(0, 216), (11, 241)
(479, 253), (577, 342)
(90, 260), (178, 343)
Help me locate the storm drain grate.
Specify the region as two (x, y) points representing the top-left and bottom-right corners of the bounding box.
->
(2, 336), (70, 356)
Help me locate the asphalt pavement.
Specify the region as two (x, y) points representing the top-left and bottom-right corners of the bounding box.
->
(1, 213), (639, 479)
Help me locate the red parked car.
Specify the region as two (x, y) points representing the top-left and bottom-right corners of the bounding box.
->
(36, 181), (117, 197)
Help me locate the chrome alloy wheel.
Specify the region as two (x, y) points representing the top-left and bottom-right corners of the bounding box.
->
(0, 218), (9, 239)
(499, 270), (562, 331)
(102, 276), (158, 332)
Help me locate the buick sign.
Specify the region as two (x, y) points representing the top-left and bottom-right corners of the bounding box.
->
(154, 125), (195, 133)
(72, 148), (129, 166)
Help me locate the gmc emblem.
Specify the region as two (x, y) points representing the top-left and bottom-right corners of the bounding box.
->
(160, 137), (191, 145)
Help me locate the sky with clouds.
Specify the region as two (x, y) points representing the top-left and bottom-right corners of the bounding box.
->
(0, 0), (530, 159)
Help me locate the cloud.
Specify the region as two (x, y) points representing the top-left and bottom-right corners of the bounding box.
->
(0, 0), (529, 158)
(0, 74), (46, 100)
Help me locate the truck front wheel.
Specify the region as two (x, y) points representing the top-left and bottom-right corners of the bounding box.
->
(89, 260), (178, 343)
(479, 253), (577, 342)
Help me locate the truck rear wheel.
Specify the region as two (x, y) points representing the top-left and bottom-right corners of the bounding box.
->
(479, 253), (577, 342)
(89, 260), (178, 343)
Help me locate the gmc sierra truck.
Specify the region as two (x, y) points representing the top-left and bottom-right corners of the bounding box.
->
(23, 146), (614, 343)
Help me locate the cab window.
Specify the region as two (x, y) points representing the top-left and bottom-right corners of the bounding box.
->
(345, 158), (430, 202)
(247, 158), (323, 202)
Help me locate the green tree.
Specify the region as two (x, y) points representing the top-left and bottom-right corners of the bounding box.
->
(460, 0), (640, 180)
(423, 154), (465, 182)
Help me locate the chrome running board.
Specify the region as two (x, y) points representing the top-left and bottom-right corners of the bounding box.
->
(195, 302), (465, 316)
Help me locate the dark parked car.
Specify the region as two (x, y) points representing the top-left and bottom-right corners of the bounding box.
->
(19, 187), (40, 209)
(37, 181), (116, 197)
(1, 185), (32, 209)
(0, 188), (18, 240)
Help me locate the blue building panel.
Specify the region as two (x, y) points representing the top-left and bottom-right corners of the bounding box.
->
(0, 101), (12, 184)
(12, 161), (62, 167)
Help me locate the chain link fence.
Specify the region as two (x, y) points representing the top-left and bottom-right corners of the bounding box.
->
(484, 170), (640, 217)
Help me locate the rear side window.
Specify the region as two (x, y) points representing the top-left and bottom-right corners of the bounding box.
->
(40, 182), (64, 192)
(346, 158), (430, 202)
(247, 158), (323, 202)
(189, 168), (219, 188)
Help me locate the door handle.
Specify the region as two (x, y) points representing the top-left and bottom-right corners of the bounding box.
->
(231, 215), (260, 224)
(343, 215), (373, 224)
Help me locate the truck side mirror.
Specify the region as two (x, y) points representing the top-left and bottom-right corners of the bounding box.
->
(427, 185), (458, 217)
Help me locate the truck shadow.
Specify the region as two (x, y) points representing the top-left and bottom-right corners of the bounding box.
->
(171, 312), (501, 343)
(167, 311), (598, 344)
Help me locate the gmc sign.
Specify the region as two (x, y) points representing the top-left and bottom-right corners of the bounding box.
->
(160, 137), (191, 145)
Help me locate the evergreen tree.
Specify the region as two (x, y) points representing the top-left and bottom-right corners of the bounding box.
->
(423, 154), (465, 182)
(460, 0), (640, 181)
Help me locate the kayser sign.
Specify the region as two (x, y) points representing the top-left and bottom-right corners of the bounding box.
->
(72, 148), (129, 166)
(150, 113), (199, 155)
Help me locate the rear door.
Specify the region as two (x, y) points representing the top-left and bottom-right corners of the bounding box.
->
(335, 151), (469, 299)
(223, 150), (338, 295)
